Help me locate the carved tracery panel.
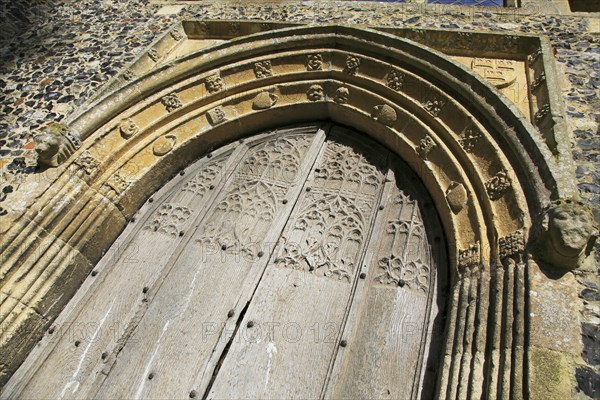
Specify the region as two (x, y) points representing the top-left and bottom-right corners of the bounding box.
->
(325, 152), (442, 400)
(375, 192), (431, 292)
(273, 134), (387, 283)
(195, 134), (313, 258)
(275, 194), (365, 282)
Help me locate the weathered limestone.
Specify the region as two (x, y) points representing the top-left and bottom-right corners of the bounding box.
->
(534, 199), (598, 270)
(0, 21), (595, 398)
(35, 123), (80, 168)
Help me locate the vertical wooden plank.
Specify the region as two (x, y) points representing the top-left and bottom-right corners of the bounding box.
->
(415, 233), (447, 400)
(206, 128), (389, 399)
(9, 141), (246, 400)
(319, 167), (395, 400)
(324, 163), (437, 400)
(188, 127), (329, 397)
(93, 127), (326, 399)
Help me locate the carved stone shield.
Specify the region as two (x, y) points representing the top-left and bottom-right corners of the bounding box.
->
(471, 58), (517, 89)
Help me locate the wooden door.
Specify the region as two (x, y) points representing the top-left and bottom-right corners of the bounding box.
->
(4, 124), (446, 400)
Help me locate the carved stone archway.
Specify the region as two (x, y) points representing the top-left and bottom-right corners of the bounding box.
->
(0, 24), (587, 398)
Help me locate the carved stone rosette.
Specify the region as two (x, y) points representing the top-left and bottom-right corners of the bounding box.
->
(459, 127), (482, 153)
(104, 171), (130, 200)
(205, 74), (224, 93)
(534, 104), (551, 126)
(207, 106), (227, 125)
(254, 61), (273, 78)
(306, 53), (323, 71)
(416, 135), (436, 160)
(423, 98), (445, 117)
(161, 93), (182, 113)
(531, 71), (546, 91)
(486, 171), (511, 201)
(73, 150), (99, 176)
(170, 29), (183, 41)
(122, 69), (135, 81)
(147, 48), (160, 62)
(499, 229), (525, 265)
(386, 69), (404, 91)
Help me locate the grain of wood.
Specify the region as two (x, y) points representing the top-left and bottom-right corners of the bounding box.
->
(325, 165), (432, 400)
(9, 143), (243, 399)
(95, 128), (324, 399)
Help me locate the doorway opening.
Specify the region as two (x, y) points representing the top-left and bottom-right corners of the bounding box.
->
(10, 123), (448, 399)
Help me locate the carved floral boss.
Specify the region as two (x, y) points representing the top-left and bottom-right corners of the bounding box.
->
(376, 255), (430, 292)
(144, 204), (192, 238)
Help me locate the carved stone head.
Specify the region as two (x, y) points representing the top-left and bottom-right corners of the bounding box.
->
(334, 87), (350, 104)
(205, 74), (224, 93)
(35, 123), (80, 168)
(306, 85), (324, 102)
(535, 199), (598, 270)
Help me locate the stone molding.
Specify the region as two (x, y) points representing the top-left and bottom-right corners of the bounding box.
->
(0, 23), (585, 396)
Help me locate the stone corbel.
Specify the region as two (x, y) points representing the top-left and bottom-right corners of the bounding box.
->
(35, 122), (80, 168)
(533, 199), (598, 270)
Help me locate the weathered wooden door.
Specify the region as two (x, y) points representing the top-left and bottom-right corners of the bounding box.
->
(5, 124), (446, 399)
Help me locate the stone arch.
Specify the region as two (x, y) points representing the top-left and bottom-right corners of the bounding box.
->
(0, 24), (571, 397)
